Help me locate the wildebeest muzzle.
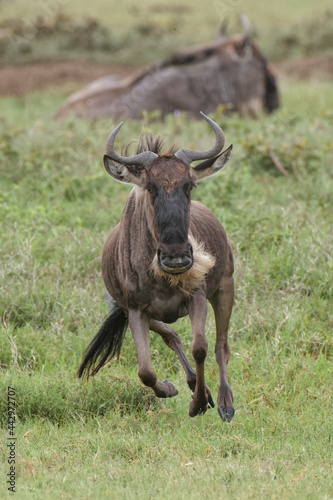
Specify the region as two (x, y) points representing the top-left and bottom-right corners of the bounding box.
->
(157, 242), (193, 274)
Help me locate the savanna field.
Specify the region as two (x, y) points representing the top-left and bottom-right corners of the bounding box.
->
(0, 0), (333, 498)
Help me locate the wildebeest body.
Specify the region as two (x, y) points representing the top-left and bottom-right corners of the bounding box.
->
(102, 195), (232, 321)
(56, 31), (279, 120)
(78, 114), (235, 421)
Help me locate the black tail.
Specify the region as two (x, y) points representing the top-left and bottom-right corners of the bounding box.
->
(77, 302), (128, 379)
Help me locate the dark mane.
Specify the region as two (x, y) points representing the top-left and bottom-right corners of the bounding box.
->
(122, 133), (178, 157)
(160, 46), (219, 68)
(130, 43), (221, 88)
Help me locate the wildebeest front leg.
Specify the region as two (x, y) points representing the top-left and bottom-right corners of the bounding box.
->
(150, 320), (214, 407)
(150, 320), (196, 390)
(210, 274), (235, 422)
(128, 310), (178, 398)
(188, 290), (212, 417)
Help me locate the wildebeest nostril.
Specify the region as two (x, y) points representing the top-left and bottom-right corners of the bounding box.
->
(158, 245), (193, 274)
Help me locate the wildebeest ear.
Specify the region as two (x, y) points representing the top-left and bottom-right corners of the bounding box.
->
(103, 155), (145, 185)
(192, 145), (233, 180)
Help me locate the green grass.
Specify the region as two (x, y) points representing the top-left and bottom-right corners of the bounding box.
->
(1, 0), (332, 38)
(0, 76), (332, 498)
(1, 0), (333, 495)
(1, 0), (332, 65)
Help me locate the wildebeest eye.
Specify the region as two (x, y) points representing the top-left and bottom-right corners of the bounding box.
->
(146, 183), (157, 196)
(183, 182), (195, 197)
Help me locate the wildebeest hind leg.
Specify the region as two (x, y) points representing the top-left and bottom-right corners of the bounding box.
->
(149, 320), (213, 407)
(128, 310), (178, 398)
(209, 274), (235, 422)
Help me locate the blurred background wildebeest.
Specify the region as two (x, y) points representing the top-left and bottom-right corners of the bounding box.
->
(55, 17), (279, 120)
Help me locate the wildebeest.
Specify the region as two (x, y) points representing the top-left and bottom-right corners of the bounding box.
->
(56, 20), (279, 121)
(78, 112), (235, 421)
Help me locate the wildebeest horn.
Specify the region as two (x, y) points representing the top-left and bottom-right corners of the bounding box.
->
(105, 122), (158, 166)
(240, 14), (252, 38)
(174, 112), (225, 165)
(216, 19), (228, 40)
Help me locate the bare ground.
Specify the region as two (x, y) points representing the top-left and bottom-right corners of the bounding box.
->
(275, 54), (333, 82)
(0, 55), (332, 97)
(0, 59), (133, 97)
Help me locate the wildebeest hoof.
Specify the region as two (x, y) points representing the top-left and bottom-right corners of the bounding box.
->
(218, 407), (235, 422)
(191, 387), (214, 408)
(164, 380), (179, 398)
(153, 379), (178, 398)
(189, 399), (208, 417)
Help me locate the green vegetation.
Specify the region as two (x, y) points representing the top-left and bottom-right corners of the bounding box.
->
(0, 0), (333, 498)
(0, 79), (332, 498)
(0, 0), (333, 65)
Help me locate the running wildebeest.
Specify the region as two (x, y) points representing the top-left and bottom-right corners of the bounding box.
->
(56, 19), (279, 121)
(78, 112), (235, 421)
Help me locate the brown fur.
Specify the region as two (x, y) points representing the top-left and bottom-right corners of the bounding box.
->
(79, 124), (235, 422)
(149, 156), (192, 192)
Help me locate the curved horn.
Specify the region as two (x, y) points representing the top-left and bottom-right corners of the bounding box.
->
(174, 112), (225, 165)
(240, 14), (252, 38)
(106, 122), (158, 166)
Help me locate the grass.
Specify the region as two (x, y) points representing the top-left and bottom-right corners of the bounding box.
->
(1, 0), (332, 37)
(1, 0), (333, 496)
(0, 76), (332, 498)
(0, 0), (332, 65)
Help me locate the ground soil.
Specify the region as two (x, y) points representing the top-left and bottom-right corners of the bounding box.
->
(0, 54), (332, 97)
(0, 59), (133, 97)
(275, 54), (333, 82)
